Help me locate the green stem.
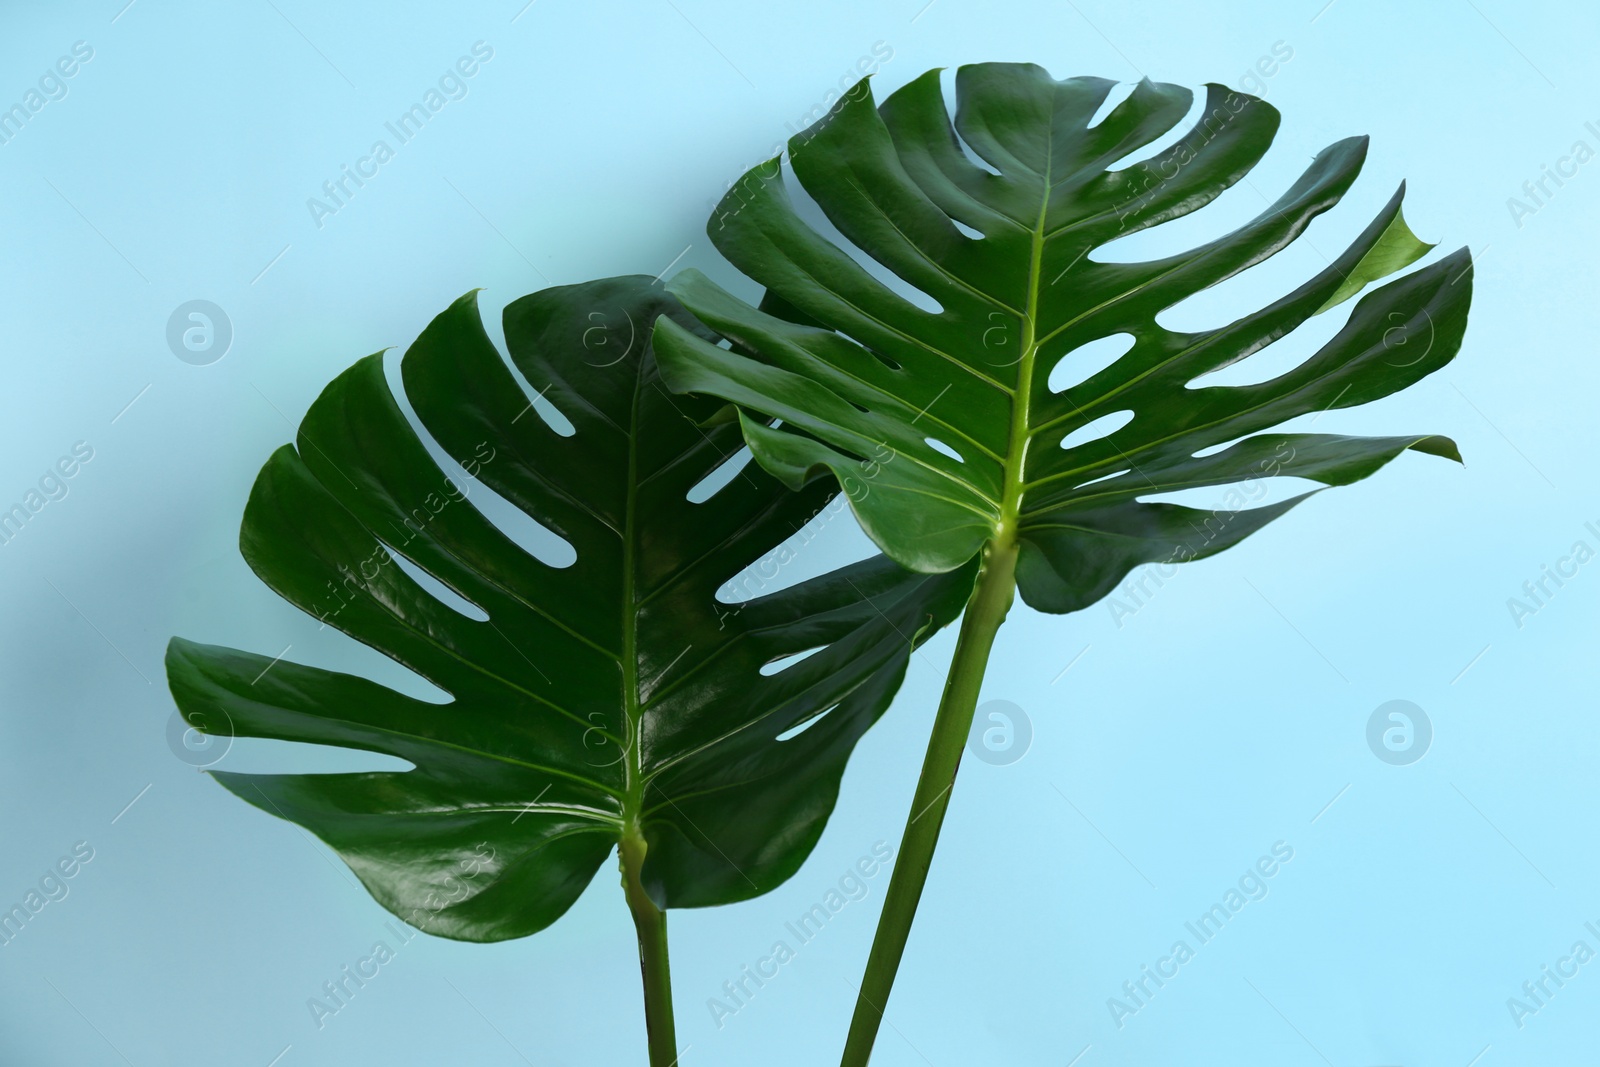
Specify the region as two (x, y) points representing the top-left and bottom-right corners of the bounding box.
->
(839, 535), (1018, 1066)
(842, 157), (1048, 1065)
(620, 833), (679, 1067)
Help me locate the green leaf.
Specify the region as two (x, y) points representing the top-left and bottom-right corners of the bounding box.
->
(654, 65), (1473, 613)
(166, 276), (972, 942)
(1314, 205), (1435, 313)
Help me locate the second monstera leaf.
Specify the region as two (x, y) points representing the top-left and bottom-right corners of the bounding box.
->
(655, 64), (1472, 607)
(651, 64), (1474, 1065)
(166, 276), (970, 1064)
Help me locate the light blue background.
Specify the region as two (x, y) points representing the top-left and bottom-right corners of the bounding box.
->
(1, 0), (1595, 1064)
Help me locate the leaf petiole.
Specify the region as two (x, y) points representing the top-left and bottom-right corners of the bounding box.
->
(840, 535), (1019, 1065)
(621, 832), (679, 1067)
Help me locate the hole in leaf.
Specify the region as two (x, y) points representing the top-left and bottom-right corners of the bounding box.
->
(1137, 476), (1321, 510)
(687, 446), (753, 503)
(1074, 467), (1129, 490)
(301, 559), (466, 706)
(1049, 333), (1135, 392)
(777, 703), (837, 742)
(783, 158), (946, 314)
(1184, 305), (1343, 389)
(1191, 434), (1252, 458)
(524, 388), (576, 437)
(451, 475), (577, 569)
(759, 646), (825, 677)
(715, 498), (873, 605)
(925, 437), (964, 463)
(1102, 86), (1209, 173)
(950, 217), (984, 240)
(1087, 82), (1136, 129)
(385, 349), (578, 569)
(385, 549), (491, 621)
(1060, 410), (1134, 450)
(213, 737), (416, 775)
(937, 71), (1004, 176)
(414, 305), (580, 439)
(1091, 177), (1260, 266)
(1154, 234), (1326, 334)
(953, 128), (1002, 175)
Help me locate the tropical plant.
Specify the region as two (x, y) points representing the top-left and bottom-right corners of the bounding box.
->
(652, 63), (1473, 1064)
(165, 275), (972, 1065)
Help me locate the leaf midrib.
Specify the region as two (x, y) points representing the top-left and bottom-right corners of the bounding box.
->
(621, 359), (646, 842)
(995, 104), (1060, 544)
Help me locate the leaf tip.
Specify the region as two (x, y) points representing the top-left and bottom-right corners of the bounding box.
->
(1412, 434), (1464, 465)
(1313, 202), (1439, 315)
(450, 287), (487, 312)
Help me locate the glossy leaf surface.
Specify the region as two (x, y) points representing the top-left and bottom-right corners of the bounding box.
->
(167, 276), (970, 941)
(655, 64), (1472, 612)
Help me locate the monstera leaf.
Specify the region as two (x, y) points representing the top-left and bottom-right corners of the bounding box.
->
(165, 276), (971, 954)
(653, 64), (1472, 607)
(650, 64), (1474, 1064)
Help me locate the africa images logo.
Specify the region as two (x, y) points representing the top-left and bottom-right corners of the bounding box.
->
(1366, 700), (1432, 766)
